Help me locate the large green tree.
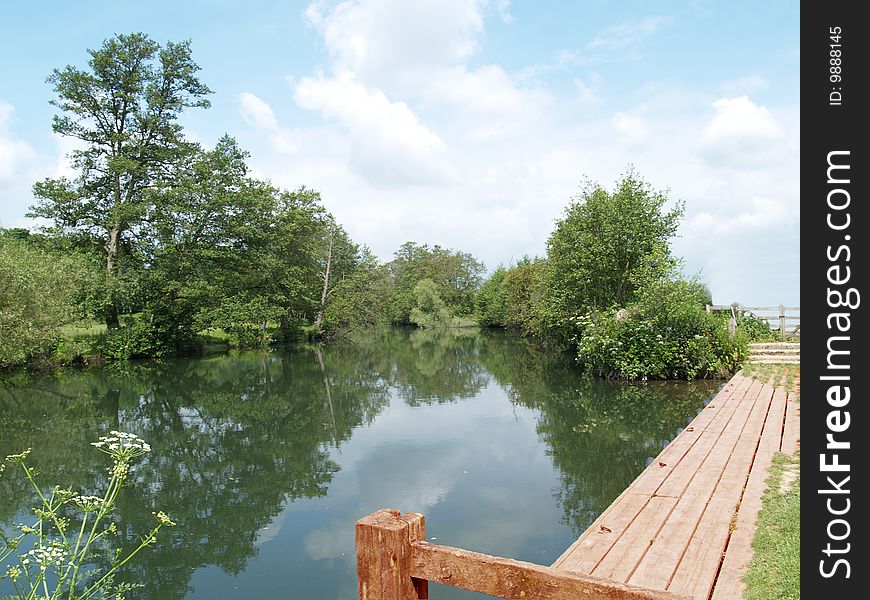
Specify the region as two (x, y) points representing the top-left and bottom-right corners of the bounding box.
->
(322, 248), (392, 335)
(29, 33), (212, 328)
(543, 169), (683, 335)
(141, 136), (279, 351)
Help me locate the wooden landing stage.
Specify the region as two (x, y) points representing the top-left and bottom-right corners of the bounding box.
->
(356, 372), (800, 600)
(553, 372), (800, 599)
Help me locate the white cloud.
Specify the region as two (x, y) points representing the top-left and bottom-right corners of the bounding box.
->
(50, 134), (82, 179)
(238, 92), (298, 154)
(293, 74), (455, 186)
(703, 96), (781, 142)
(687, 196), (795, 237)
(306, 0), (485, 84)
(239, 92), (279, 130)
(231, 2), (798, 305)
(0, 101), (37, 181)
(700, 95), (783, 168)
(612, 112), (649, 146)
(421, 65), (549, 142)
(586, 16), (673, 51)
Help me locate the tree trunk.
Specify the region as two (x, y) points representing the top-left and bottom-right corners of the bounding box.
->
(279, 316), (293, 346)
(315, 347), (338, 446)
(105, 306), (121, 330)
(314, 232), (334, 332)
(106, 226), (120, 273)
(105, 226), (122, 330)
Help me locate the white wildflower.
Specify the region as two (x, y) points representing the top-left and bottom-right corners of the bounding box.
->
(25, 544), (69, 569)
(91, 431), (151, 461)
(73, 495), (105, 512)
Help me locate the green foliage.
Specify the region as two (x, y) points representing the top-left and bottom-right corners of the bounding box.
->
(501, 257), (549, 336)
(474, 267), (508, 327)
(575, 280), (747, 379)
(322, 249), (392, 335)
(409, 278), (456, 328)
(1, 433), (175, 599)
(94, 318), (168, 361)
(387, 242), (484, 324)
(29, 32), (212, 329)
(0, 236), (100, 368)
(198, 295), (277, 349)
(736, 309), (779, 341)
(543, 169), (683, 338)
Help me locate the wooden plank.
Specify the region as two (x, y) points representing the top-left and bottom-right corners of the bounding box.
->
(411, 541), (691, 600)
(553, 492), (649, 572)
(761, 387), (787, 454)
(709, 386), (789, 599)
(556, 374), (790, 599)
(556, 375), (752, 573)
(628, 374), (756, 494)
(555, 376), (750, 572)
(645, 385), (773, 593)
(667, 494), (738, 599)
(628, 386), (770, 591)
(781, 395), (800, 454)
(590, 496), (679, 582)
(652, 379), (758, 498)
(652, 430), (721, 498)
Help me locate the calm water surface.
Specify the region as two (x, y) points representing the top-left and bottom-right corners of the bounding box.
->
(0, 329), (718, 598)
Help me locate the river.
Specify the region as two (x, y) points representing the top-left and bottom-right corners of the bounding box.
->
(0, 328), (718, 598)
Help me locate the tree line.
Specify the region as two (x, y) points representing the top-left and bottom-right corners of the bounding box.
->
(1, 32), (757, 378)
(0, 33), (484, 368)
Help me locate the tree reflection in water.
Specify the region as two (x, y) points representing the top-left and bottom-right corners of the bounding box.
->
(0, 329), (716, 597)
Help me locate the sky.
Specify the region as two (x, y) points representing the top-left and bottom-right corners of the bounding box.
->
(0, 0), (799, 305)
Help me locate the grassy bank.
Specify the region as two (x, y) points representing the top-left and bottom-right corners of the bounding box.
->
(742, 363), (800, 395)
(743, 452), (800, 600)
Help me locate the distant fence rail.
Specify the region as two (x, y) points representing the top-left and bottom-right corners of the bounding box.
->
(706, 303), (800, 340)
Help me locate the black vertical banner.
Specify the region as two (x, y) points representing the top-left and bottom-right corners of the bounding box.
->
(802, 2), (868, 597)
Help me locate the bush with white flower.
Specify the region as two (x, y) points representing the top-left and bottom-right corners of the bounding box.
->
(1, 432), (175, 599)
(574, 280), (748, 379)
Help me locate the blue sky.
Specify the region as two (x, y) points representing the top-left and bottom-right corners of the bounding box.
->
(0, 0), (799, 305)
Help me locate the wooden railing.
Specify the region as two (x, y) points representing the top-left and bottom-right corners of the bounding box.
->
(355, 509), (688, 600)
(706, 303), (800, 340)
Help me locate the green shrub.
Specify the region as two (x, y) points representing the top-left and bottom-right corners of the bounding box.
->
(575, 281), (747, 379)
(736, 309), (778, 341)
(94, 319), (166, 361)
(196, 295), (277, 349)
(0, 238), (98, 368)
(475, 267), (508, 327)
(502, 257), (549, 337)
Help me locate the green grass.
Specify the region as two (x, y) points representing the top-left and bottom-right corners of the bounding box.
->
(743, 452), (800, 600)
(58, 319), (108, 339)
(742, 363), (799, 394)
(52, 319), (107, 364)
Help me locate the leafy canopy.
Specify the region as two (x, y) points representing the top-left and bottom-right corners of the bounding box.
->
(544, 168), (684, 332)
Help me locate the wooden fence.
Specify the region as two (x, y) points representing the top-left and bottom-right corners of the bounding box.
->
(356, 509), (688, 600)
(706, 303), (800, 340)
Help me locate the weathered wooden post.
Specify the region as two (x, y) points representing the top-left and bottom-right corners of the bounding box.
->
(356, 509), (428, 600)
(779, 304), (786, 340)
(728, 302), (738, 336)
